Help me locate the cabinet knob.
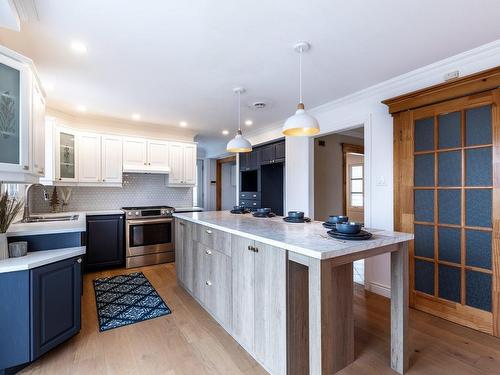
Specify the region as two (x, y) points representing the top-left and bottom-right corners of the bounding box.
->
(76, 258), (82, 263)
(102, 178), (106, 182)
(179, 222), (185, 226)
(205, 249), (212, 255)
(144, 162), (147, 165)
(58, 177), (62, 180)
(23, 165), (29, 170)
(205, 280), (212, 286)
(148, 162), (151, 165)
(206, 229), (212, 234)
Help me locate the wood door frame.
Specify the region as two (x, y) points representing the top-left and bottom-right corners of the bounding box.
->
(342, 143), (365, 215)
(216, 155), (236, 211)
(387, 66), (500, 336)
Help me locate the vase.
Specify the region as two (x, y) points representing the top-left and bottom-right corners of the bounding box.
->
(0, 233), (8, 260)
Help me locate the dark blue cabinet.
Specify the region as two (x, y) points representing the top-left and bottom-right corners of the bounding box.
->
(0, 256), (82, 373)
(86, 214), (124, 270)
(30, 257), (82, 359)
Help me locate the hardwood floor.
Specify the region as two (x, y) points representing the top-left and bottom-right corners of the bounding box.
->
(20, 263), (500, 375)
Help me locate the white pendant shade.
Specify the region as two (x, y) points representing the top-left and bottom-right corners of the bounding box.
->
(227, 130), (252, 152)
(283, 104), (320, 136)
(227, 87), (252, 153)
(282, 41), (320, 137)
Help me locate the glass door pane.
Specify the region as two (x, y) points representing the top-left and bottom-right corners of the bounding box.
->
(60, 132), (75, 178)
(0, 62), (20, 165)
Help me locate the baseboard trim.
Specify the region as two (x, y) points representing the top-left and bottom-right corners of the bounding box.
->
(365, 281), (391, 298)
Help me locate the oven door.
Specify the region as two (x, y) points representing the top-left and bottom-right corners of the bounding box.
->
(126, 217), (174, 257)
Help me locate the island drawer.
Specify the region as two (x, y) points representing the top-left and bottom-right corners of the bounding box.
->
(239, 199), (261, 209)
(193, 224), (231, 256)
(240, 191), (260, 201)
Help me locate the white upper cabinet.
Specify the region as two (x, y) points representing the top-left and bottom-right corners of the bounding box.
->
(0, 46), (45, 182)
(101, 135), (123, 184)
(78, 132), (101, 183)
(147, 140), (169, 172)
(123, 137), (148, 172)
(167, 141), (197, 186)
(54, 126), (78, 182)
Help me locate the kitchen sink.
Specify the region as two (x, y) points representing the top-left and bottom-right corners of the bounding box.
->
(21, 214), (79, 223)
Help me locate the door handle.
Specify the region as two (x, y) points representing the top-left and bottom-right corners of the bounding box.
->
(205, 229), (212, 234)
(205, 249), (212, 255)
(205, 280), (212, 286)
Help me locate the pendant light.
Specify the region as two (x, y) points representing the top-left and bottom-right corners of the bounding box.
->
(227, 87), (252, 153)
(282, 41), (320, 136)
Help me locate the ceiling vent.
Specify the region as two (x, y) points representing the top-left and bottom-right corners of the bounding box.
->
(247, 99), (272, 111)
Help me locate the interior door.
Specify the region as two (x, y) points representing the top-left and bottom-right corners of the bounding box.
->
(395, 89), (499, 335)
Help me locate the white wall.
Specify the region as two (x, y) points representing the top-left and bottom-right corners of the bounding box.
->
(246, 40), (500, 297)
(221, 162), (236, 210)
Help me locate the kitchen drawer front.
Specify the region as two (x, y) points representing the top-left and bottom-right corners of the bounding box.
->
(240, 199), (261, 209)
(240, 191), (260, 201)
(193, 224), (231, 257)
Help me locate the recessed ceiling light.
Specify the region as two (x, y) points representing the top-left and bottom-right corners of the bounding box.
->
(43, 82), (54, 92)
(222, 130), (229, 135)
(76, 105), (87, 112)
(70, 40), (88, 54)
(131, 113), (141, 120)
(244, 120), (253, 126)
(179, 121), (187, 127)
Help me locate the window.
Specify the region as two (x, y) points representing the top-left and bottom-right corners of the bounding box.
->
(350, 164), (363, 208)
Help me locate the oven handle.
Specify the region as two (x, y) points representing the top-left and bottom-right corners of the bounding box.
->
(126, 217), (174, 225)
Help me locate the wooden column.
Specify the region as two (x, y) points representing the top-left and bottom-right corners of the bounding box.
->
(308, 258), (354, 374)
(391, 242), (409, 374)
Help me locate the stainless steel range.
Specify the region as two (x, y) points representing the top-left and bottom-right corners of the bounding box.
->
(122, 206), (175, 268)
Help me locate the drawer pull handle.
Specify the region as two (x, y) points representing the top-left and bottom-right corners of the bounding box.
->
(205, 249), (212, 255)
(206, 280), (212, 286)
(179, 222), (185, 226)
(252, 195), (257, 197)
(248, 245), (258, 252)
(77, 258), (82, 263)
(206, 229), (212, 234)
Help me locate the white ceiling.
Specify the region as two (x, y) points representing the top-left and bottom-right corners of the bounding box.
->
(1, 0), (500, 137)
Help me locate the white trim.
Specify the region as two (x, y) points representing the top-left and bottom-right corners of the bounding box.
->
(365, 280), (391, 299)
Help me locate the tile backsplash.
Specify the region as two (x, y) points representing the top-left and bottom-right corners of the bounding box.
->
(31, 174), (193, 213)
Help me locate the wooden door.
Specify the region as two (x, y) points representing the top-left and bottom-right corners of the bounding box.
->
(123, 137), (147, 171)
(205, 247), (232, 329)
(394, 89), (500, 335)
(101, 135), (123, 183)
(147, 140), (169, 172)
(78, 132), (101, 182)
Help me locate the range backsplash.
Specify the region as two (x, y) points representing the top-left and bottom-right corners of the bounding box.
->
(31, 174), (193, 213)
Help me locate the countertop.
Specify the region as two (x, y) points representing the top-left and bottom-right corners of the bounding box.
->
(174, 206), (204, 213)
(0, 246), (86, 273)
(7, 209), (124, 237)
(174, 211), (413, 260)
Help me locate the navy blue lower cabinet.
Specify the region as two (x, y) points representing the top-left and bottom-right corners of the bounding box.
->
(0, 256), (82, 373)
(30, 256), (82, 360)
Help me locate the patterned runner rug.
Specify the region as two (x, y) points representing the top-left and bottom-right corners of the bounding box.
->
(93, 272), (171, 332)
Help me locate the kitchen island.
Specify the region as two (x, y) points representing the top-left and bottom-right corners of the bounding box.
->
(173, 211), (413, 374)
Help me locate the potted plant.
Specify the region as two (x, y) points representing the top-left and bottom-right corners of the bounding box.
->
(0, 193), (23, 260)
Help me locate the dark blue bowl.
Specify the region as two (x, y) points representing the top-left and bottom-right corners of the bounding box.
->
(287, 211), (304, 219)
(256, 207), (271, 214)
(327, 215), (349, 224)
(336, 222), (362, 234)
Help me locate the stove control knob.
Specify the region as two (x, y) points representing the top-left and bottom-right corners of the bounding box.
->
(127, 212), (131, 215)
(135, 211), (139, 216)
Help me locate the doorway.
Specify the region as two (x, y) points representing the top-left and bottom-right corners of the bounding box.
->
(216, 156), (236, 211)
(313, 126), (365, 284)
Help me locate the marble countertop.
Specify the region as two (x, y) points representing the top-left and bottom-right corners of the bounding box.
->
(8, 210), (124, 237)
(174, 211), (413, 260)
(174, 206), (204, 213)
(0, 246), (86, 273)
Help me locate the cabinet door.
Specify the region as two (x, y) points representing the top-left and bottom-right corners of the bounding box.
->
(260, 144), (275, 164)
(78, 133), (101, 183)
(30, 256), (82, 360)
(206, 248), (232, 329)
(147, 140), (169, 172)
(239, 152), (249, 171)
(123, 137), (147, 171)
(55, 127), (78, 181)
(175, 219), (185, 282)
(275, 141), (285, 161)
(181, 220), (194, 292)
(101, 135), (123, 183)
(32, 79), (46, 176)
(254, 241), (287, 375)
(86, 214), (124, 269)
(0, 54), (30, 173)
(231, 235), (255, 352)
(183, 144), (196, 185)
(168, 142), (184, 184)
(249, 148), (260, 169)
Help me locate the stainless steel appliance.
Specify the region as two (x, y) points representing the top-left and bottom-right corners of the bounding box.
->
(123, 206), (175, 268)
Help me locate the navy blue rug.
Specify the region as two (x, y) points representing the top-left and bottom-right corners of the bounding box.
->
(93, 272), (171, 332)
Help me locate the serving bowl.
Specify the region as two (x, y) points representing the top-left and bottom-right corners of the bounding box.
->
(335, 222), (362, 234)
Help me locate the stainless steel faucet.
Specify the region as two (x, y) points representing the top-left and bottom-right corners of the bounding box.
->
(22, 183), (49, 222)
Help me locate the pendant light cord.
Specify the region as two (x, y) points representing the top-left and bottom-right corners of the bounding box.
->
(238, 90), (241, 132)
(299, 47), (303, 104)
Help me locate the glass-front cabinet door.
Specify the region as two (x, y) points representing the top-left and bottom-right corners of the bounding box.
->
(0, 53), (29, 172)
(55, 127), (78, 181)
